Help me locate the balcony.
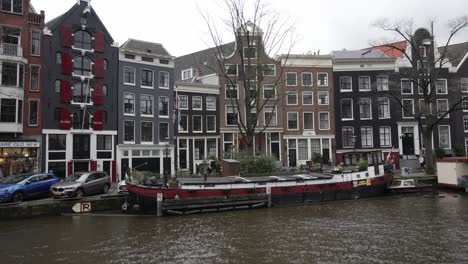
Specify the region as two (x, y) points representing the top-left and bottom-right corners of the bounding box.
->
(29, 13), (44, 25)
(0, 43), (23, 57)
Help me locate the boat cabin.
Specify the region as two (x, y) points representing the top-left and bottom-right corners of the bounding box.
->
(340, 150), (385, 175)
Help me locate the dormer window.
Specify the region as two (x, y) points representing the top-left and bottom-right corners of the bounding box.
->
(124, 54), (135, 60)
(142, 57), (153, 63)
(74, 30), (92, 50)
(160, 59), (169, 64)
(181, 68), (193, 80)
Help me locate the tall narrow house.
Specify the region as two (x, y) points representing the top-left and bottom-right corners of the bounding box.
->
(42, 0), (118, 180)
(0, 0), (44, 177)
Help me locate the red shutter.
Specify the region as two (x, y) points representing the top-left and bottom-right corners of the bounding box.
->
(93, 110), (103, 130)
(94, 32), (105, 52)
(61, 26), (73, 47)
(59, 108), (71, 130)
(62, 53), (72, 75)
(60, 80), (71, 103)
(90, 160), (97, 171)
(93, 83), (103, 105)
(67, 161), (73, 177)
(94, 57), (104, 78)
(111, 160), (117, 182)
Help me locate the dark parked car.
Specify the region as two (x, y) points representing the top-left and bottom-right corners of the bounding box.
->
(0, 173), (60, 202)
(50, 171), (111, 198)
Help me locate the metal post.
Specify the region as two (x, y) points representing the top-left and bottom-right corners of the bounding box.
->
(156, 192), (163, 217)
(266, 186), (272, 207)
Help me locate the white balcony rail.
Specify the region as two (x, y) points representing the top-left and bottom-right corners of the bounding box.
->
(0, 43), (23, 57)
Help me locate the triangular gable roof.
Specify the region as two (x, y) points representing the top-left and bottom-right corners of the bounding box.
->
(438, 41), (468, 68)
(366, 41), (407, 59)
(121, 39), (172, 58)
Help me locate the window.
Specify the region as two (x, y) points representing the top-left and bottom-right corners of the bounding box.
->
(225, 84), (238, 99)
(379, 127), (391, 147)
(72, 83), (91, 104)
(140, 95), (153, 116)
(159, 71), (169, 88)
(102, 85), (108, 96)
(1, 62), (23, 87)
(462, 97), (468, 111)
(287, 112), (298, 130)
(103, 60), (108, 71)
(302, 73), (313, 86)
(342, 127), (355, 148)
(263, 85), (275, 99)
(437, 99), (449, 118)
(317, 91), (329, 105)
(401, 79), (413, 94)
(192, 96), (202, 110)
(56, 52), (62, 64)
(207, 139), (217, 157)
(178, 95), (188, 109)
(159, 123), (169, 141)
(461, 78), (468, 93)
(141, 69), (153, 87)
(263, 64), (275, 76)
(436, 79), (448, 94)
(207, 115), (216, 132)
(224, 133), (235, 155)
(225, 64), (238, 76)
(319, 112), (330, 130)
(359, 98), (372, 119)
(298, 139), (308, 161)
(286, 72), (297, 86)
(159, 96), (169, 116)
(123, 67), (135, 85)
(193, 115), (202, 132)
(264, 107), (277, 126)
(340, 76), (352, 91)
(181, 68), (193, 80)
(377, 76), (389, 91)
(141, 122), (153, 143)
(317, 73), (328, 86)
(31, 30), (40, 55)
(0, 98), (16, 123)
(463, 116), (468, 132)
(194, 139), (205, 160)
(55, 80), (60, 93)
(179, 115), (188, 132)
(438, 125), (451, 149)
(96, 135), (112, 159)
(71, 110), (91, 129)
(302, 91), (313, 105)
(159, 59), (169, 65)
(73, 56), (92, 76)
(124, 54), (135, 60)
(359, 76), (370, 91)
(341, 99), (353, 120)
(17, 100), (22, 123)
(243, 47), (256, 58)
(124, 121), (135, 142)
(49, 134), (66, 151)
(1, 0), (23, 13)
(226, 106), (238, 126)
(30, 65), (40, 91)
(141, 57), (153, 63)
(287, 91), (298, 105)
(206, 96), (216, 110)
(27, 100), (38, 126)
(73, 30), (92, 50)
(123, 93), (135, 115)
(303, 112), (314, 130)
(81, 16), (87, 26)
(361, 127), (373, 147)
(402, 99), (414, 118)
(378, 98), (390, 119)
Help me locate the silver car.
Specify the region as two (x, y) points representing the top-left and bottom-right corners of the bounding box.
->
(50, 171), (111, 198)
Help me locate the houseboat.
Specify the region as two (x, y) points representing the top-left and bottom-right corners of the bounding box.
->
(125, 150), (394, 213)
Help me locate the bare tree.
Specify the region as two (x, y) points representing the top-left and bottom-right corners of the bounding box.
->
(200, 0), (296, 155)
(373, 17), (468, 174)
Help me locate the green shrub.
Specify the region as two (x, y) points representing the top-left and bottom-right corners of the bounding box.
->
(452, 145), (465, 157)
(234, 151), (275, 174)
(435, 148), (446, 159)
(357, 160), (368, 171)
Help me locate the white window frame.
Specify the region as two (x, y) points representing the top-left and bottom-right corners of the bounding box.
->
(140, 68), (154, 88)
(28, 99), (39, 127)
(359, 98), (372, 120)
(140, 94), (154, 117)
(342, 126), (355, 148)
(401, 79), (413, 95)
(303, 112), (314, 130)
(379, 126), (392, 147)
(123, 66), (136, 86)
(123, 92), (135, 116)
(438, 125), (451, 149)
(287, 91), (298, 105)
(178, 114), (188, 133)
(206, 115), (216, 133)
(317, 91), (329, 105)
(302, 91), (313, 105)
(319, 112), (330, 130)
(178, 95), (188, 110)
(206, 96), (216, 110)
(341, 98), (354, 121)
(286, 72), (297, 86)
(158, 96), (169, 117)
(29, 64), (40, 91)
(378, 97), (390, 119)
(140, 121), (154, 144)
(225, 64), (238, 76)
(225, 105), (239, 126)
(358, 76), (371, 91)
(301, 72), (313, 86)
(192, 115), (203, 133)
(263, 64), (276, 76)
(340, 76), (352, 92)
(192, 96), (203, 110)
(225, 84), (239, 99)
(436, 79), (448, 95)
(317, 72), (328, 86)
(123, 120), (135, 143)
(181, 68), (193, 80)
(461, 78), (468, 93)
(159, 71), (170, 89)
(31, 29), (41, 56)
(419, 99), (432, 117)
(287, 112), (299, 131)
(376, 75), (389, 91)
(361, 126), (374, 148)
(264, 106), (277, 126)
(437, 99), (449, 118)
(263, 84), (276, 100)
(463, 116), (468, 132)
(402, 99), (414, 119)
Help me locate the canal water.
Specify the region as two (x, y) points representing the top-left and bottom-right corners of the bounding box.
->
(0, 193), (467, 264)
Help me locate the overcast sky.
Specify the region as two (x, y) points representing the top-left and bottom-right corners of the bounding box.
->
(32, 0), (468, 57)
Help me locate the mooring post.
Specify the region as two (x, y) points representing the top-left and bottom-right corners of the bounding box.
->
(266, 186), (272, 207)
(156, 193), (163, 217)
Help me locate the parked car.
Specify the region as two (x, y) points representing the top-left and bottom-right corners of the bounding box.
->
(117, 180), (127, 194)
(0, 173), (60, 203)
(50, 171), (110, 198)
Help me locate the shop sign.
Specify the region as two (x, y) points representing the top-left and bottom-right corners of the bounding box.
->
(0, 142), (40, 148)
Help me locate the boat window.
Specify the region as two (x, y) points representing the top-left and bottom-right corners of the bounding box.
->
(403, 181), (413, 186)
(393, 180), (402, 186)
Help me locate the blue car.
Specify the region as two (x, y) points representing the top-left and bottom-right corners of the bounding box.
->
(0, 173), (60, 203)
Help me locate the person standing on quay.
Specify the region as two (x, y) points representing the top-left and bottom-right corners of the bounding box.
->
(419, 155), (425, 170)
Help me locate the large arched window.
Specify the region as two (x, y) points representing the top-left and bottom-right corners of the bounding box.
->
(73, 56), (92, 76)
(72, 82), (91, 103)
(74, 30), (92, 50)
(72, 109), (91, 130)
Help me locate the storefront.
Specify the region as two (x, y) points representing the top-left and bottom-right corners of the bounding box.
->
(0, 141), (40, 177)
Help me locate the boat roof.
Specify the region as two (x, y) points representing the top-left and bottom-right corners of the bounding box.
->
(178, 174), (333, 185)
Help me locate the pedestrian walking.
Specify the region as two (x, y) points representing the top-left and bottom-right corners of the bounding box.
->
(419, 155), (425, 170)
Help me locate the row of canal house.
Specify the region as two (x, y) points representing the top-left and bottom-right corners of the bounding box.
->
(2, 0), (468, 179)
